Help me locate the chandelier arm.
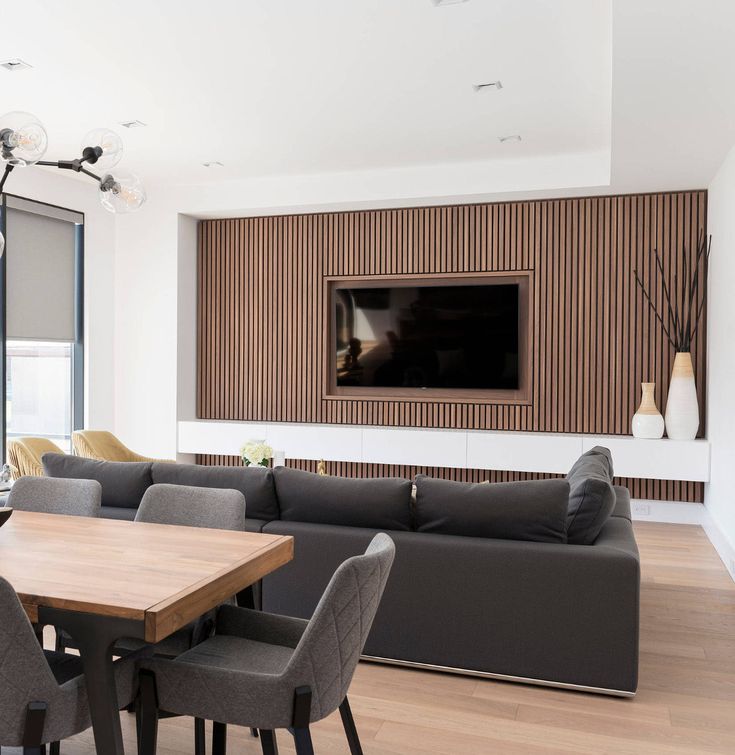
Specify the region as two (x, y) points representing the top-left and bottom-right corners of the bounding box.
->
(0, 163), (14, 193)
(79, 167), (102, 181)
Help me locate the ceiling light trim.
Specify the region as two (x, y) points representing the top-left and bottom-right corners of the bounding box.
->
(0, 59), (33, 72)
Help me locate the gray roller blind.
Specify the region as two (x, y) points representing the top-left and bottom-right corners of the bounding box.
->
(5, 201), (80, 342)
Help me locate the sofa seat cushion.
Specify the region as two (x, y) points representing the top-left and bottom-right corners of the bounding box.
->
(273, 467), (412, 530)
(42, 453), (152, 510)
(100, 505), (137, 521)
(566, 446), (616, 545)
(414, 475), (569, 543)
(151, 462), (279, 521)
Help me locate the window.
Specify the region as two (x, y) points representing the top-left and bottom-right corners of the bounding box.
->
(0, 196), (83, 460)
(6, 341), (73, 452)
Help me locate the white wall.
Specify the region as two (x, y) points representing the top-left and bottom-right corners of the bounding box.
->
(4, 168), (116, 430)
(705, 145), (735, 578)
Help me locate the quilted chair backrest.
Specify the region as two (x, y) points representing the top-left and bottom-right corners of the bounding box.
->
(8, 475), (102, 518)
(136, 484), (246, 530)
(0, 577), (60, 745)
(288, 533), (396, 721)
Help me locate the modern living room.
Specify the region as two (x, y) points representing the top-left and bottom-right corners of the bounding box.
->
(0, 0), (734, 753)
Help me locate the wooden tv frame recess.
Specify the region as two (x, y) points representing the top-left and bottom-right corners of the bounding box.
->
(325, 272), (532, 405)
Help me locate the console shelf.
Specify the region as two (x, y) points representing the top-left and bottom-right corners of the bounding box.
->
(178, 421), (710, 483)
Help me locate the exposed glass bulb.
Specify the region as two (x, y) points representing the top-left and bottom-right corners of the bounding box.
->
(99, 170), (146, 213)
(82, 128), (123, 170)
(0, 111), (48, 166)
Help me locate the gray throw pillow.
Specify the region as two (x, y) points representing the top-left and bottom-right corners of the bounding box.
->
(42, 453), (152, 510)
(273, 467), (412, 531)
(151, 462), (279, 521)
(414, 475), (570, 543)
(566, 446), (616, 545)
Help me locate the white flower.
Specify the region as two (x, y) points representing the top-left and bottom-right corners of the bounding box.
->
(240, 440), (273, 466)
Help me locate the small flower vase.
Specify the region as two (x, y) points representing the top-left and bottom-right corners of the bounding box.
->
(632, 382), (664, 439)
(664, 352), (699, 440)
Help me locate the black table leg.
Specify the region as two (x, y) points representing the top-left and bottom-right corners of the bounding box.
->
(39, 607), (145, 755)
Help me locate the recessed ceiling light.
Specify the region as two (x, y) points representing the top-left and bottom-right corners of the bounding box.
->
(202, 161), (224, 168)
(0, 58), (33, 72)
(474, 81), (503, 92)
(120, 119), (147, 129)
(433, 0), (469, 6)
(499, 134), (522, 143)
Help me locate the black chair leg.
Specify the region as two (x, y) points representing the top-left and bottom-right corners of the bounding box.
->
(292, 728), (314, 755)
(194, 717), (206, 755)
(22, 701), (47, 755)
(49, 743), (60, 755)
(251, 727), (259, 738)
(339, 697), (363, 755)
(259, 730), (279, 755)
(137, 669), (159, 755)
(212, 721), (227, 755)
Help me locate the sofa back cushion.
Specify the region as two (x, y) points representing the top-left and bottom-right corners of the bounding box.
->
(42, 453), (152, 510)
(414, 475), (570, 543)
(566, 446), (616, 545)
(273, 467), (412, 531)
(151, 462), (279, 521)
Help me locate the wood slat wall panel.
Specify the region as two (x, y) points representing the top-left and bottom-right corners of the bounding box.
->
(197, 190), (707, 436)
(196, 455), (704, 504)
(197, 191), (707, 502)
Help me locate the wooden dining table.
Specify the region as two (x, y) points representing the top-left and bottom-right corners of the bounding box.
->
(0, 510), (294, 755)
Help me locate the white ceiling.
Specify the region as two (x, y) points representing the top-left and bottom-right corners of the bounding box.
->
(0, 0), (610, 184)
(1, 0), (734, 198)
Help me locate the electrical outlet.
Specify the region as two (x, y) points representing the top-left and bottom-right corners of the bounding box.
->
(633, 502), (651, 517)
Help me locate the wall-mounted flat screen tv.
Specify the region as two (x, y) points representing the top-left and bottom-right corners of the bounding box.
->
(333, 280), (520, 391)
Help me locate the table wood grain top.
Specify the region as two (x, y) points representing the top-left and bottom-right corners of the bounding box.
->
(0, 510), (293, 642)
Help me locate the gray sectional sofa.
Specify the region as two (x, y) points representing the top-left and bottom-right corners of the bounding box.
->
(41, 447), (640, 696)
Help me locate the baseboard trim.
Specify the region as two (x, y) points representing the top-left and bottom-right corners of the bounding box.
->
(701, 509), (735, 582)
(631, 498), (735, 583)
(360, 655), (636, 698)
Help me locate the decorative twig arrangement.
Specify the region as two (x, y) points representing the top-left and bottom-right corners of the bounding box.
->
(633, 232), (711, 352)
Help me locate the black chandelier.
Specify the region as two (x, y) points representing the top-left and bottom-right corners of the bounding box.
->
(0, 110), (146, 219)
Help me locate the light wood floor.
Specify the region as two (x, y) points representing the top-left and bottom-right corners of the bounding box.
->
(56, 522), (735, 754)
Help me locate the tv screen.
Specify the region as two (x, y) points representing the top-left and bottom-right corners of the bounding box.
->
(334, 282), (520, 390)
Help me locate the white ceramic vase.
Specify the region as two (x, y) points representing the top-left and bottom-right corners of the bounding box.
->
(632, 382), (665, 439)
(664, 352), (699, 440)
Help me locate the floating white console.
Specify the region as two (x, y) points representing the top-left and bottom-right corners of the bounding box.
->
(178, 420), (710, 483)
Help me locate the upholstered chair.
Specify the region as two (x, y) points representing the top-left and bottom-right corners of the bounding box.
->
(7, 437), (65, 479)
(7, 476), (102, 518)
(72, 429), (176, 463)
(137, 533), (396, 755)
(130, 483), (247, 751)
(0, 576), (138, 755)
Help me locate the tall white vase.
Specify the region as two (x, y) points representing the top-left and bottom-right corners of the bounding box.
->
(664, 352), (699, 440)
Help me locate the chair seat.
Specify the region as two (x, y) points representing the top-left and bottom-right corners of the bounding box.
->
(43, 650), (85, 685)
(176, 635), (295, 675)
(114, 624), (196, 658)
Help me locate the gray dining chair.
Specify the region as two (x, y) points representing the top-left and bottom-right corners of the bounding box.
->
(129, 483), (247, 752)
(7, 476), (102, 657)
(0, 576), (138, 755)
(137, 532), (396, 755)
(7, 475), (102, 518)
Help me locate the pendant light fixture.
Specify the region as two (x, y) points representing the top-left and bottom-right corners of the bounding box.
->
(0, 110), (146, 222)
